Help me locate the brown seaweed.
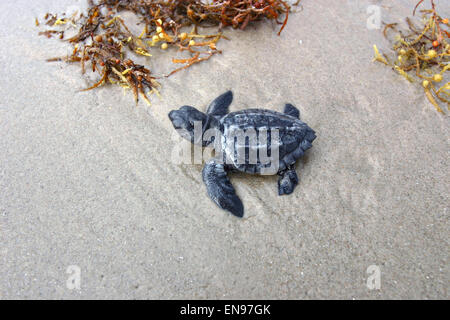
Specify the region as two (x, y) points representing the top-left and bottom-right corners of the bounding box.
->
(373, 0), (449, 113)
(39, 0), (295, 105)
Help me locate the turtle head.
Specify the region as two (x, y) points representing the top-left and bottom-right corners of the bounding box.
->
(169, 106), (215, 146)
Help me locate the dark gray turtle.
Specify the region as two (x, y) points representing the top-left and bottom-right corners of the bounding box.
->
(169, 91), (316, 218)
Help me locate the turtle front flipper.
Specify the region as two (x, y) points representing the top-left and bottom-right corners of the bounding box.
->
(206, 91), (233, 118)
(202, 159), (244, 218)
(278, 165), (299, 195)
(284, 103), (300, 119)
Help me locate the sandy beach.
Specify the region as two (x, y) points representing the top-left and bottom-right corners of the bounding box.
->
(0, 0), (448, 299)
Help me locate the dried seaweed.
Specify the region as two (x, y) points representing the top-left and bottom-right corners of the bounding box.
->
(39, 0), (295, 105)
(373, 0), (449, 114)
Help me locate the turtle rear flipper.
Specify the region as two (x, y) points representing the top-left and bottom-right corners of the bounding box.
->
(202, 159), (244, 218)
(284, 103), (300, 119)
(278, 165), (299, 195)
(207, 91), (233, 118)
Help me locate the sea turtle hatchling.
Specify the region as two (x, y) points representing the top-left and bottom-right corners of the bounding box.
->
(168, 91), (316, 218)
